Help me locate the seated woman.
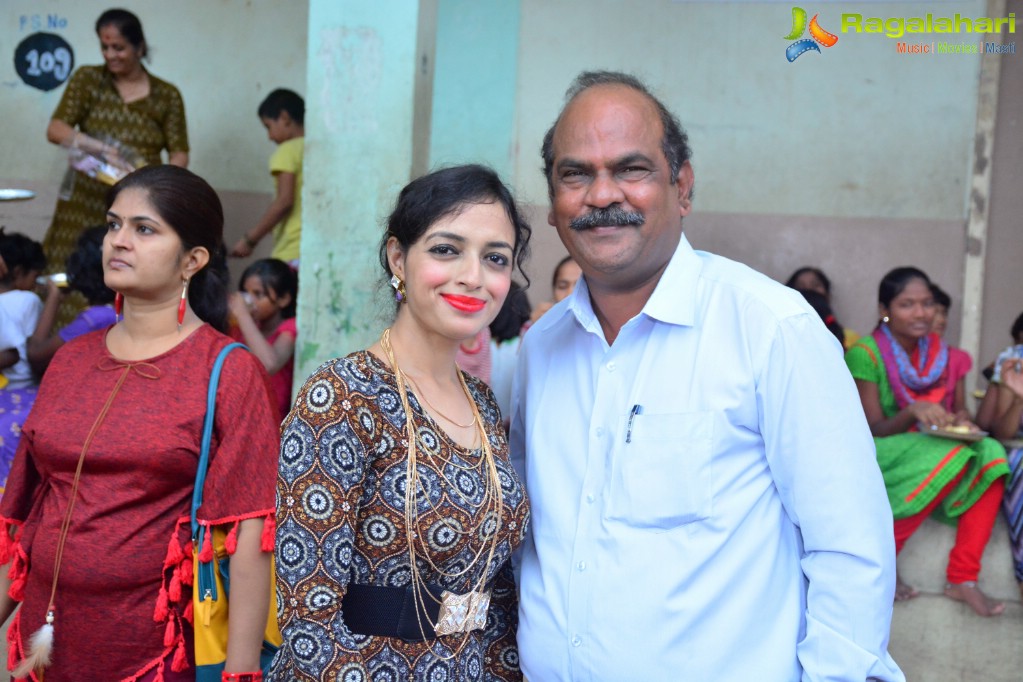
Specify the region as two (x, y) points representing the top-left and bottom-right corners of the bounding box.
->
(845, 266), (1009, 616)
(975, 310), (1023, 432)
(786, 265), (859, 350)
(929, 283), (973, 407)
(988, 334), (1023, 599)
(527, 255), (581, 326)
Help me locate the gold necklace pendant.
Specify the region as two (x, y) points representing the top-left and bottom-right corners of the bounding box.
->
(435, 589), (492, 636)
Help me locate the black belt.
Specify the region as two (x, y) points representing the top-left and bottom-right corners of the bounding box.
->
(341, 582), (445, 641)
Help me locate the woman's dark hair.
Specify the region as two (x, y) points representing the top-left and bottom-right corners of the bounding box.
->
(1011, 311), (1023, 344)
(107, 165), (229, 332)
(0, 231), (46, 284)
(929, 283), (951, 310)
(240, 258), (298, 319)
(797, 288), (844, 345)
(258, 89), (305, 125)
(96, 9), (147, 58)
(489, 281), (531, 343)
(67, 225), (115, 305)
(878, 266), (931, 308)
(785, 266), (831, 295)
(378, 164), (532, 294)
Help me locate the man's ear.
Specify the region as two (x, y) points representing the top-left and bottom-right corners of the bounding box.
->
(676, 161), (695, 217)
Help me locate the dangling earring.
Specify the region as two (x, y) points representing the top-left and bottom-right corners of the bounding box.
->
(177, 279), (189, 329)
(390, 274), (406, 303)
(114, 292), (123, 318)
(882, 316), (890, 324)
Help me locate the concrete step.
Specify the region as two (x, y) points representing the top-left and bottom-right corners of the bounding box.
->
(889, 516), (1023, 681)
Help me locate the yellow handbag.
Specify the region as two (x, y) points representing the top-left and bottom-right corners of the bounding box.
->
(191, 343), (281, 680)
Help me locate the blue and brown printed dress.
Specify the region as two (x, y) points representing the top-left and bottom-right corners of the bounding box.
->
(269, 350), (529, 682)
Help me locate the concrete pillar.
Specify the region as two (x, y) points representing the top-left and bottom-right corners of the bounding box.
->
(429, 0), (521, 178)
(296, 0), (422, 380)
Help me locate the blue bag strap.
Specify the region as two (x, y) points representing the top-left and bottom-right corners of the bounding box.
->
(191, 342), (247, 540)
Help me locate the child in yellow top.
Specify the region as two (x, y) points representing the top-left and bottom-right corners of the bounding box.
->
(230, 88), (304, 265)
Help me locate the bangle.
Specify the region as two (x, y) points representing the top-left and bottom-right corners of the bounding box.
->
(243, 234), (258, 248)
(221, 673), (262, 682)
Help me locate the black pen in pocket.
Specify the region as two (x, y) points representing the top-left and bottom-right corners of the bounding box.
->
(625, 404), (643, 443)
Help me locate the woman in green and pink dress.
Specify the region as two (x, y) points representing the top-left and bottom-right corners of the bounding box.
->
(846, 267), (1008, 617)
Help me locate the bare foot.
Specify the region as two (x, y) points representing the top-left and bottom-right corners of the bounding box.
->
(895, 574), (919, 601)
(944, 581), (1005, 616)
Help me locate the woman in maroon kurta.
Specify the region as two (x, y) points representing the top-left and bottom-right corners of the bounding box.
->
(0, 166), (279, 681)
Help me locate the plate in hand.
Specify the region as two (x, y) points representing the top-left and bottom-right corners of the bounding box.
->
(925, 425), (988, 442)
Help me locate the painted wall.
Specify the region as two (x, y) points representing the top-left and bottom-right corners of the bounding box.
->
(513, 0), (986, 219)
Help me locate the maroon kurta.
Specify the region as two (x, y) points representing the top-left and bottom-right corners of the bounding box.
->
(0, 325), (279, 681)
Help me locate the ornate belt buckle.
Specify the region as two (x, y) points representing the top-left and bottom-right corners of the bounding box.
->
(436, 589), (491, 636)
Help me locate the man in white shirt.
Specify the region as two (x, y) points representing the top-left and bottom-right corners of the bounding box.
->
(510, 71), (904, 681)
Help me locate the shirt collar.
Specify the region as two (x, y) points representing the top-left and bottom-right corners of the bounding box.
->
(642, 233), (701, 327)
(538, 233), (702, 334)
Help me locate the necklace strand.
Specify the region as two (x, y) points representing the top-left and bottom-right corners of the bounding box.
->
(405, 374), (477, 429)
(380, 329), (504, 655)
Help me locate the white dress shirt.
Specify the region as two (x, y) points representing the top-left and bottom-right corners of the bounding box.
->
(510, 235), (904, 682)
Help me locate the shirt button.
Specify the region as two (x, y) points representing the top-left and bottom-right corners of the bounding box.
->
(595, 427), (605, 437)
(586, 493), (595, 504)
(577, 561), (587, 571)
(571, 635), (582, 647)
(606, 361), (616, 372)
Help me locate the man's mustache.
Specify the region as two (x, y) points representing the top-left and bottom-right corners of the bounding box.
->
(569, 206), (645, 231)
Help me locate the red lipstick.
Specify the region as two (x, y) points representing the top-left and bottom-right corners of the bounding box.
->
(441, 294), (486, 313)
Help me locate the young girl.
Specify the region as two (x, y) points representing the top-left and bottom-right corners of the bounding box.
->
(228, 258), (297, 419)
(0, 231), (46, 489)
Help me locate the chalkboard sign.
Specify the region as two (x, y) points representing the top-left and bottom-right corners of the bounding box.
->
(14, 32), (74, 92)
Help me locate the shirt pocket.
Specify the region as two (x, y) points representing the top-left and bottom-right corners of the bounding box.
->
(606, 410), (714, 532)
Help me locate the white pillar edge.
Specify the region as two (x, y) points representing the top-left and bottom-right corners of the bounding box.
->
(961, 0), (1006, 409)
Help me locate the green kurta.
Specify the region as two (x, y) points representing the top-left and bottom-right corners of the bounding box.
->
(44, 65), (189, 323)
(846, 336), (1008, 522)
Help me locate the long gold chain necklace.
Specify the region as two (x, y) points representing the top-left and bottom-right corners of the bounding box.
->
(404, 373), (477, 429)
(380, 329), (504, 654)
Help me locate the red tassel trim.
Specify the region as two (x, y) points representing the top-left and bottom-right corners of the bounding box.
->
(171, 638), (189, 672)
(154, 585), (170, 622)
(163, 533), (185, 568)
(7, 545), (28, 601)
(168, 567), (182, 602)
(180, 555), (193, 586)
(260, 513), (276, 552)
(163, 618), (176, 647)
(225, 520), (239, 555)
(0, 523), (13, 565)
(198, 524), (214, 563)
(183, 599), (194, 624)
(153, 659), (165, 682)
(6, 610), (20, 671)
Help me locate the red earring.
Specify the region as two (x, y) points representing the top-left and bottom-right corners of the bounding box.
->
(177, 279), (188, 329)
(114, 292), (123, 317)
